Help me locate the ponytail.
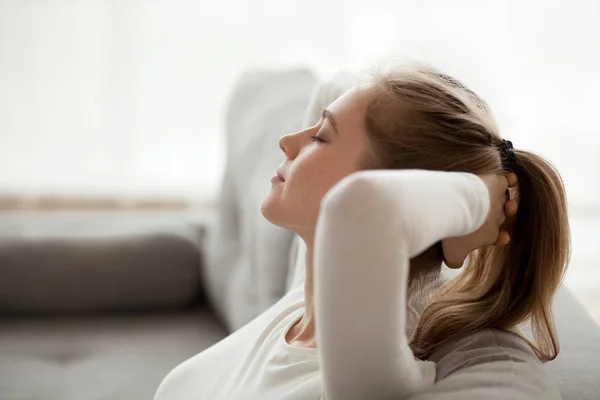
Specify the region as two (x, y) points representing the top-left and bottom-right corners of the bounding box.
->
(411, 150), (570, 361)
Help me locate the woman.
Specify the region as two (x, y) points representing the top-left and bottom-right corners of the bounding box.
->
(154, 64), (569, 400)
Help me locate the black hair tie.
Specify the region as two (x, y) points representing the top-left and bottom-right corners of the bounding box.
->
(499, 139), (516, 172)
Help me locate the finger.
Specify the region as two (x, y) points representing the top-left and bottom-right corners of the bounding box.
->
(504, 199), (518, 216)
(445, 259), (464, 269)
(507, 173), (518, 187)
(495, 231), (511, 246)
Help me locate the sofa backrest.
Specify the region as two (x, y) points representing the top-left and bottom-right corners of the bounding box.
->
(201, 69), (317, 330)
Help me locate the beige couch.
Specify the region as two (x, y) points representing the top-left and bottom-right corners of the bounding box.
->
(1, 69), (599, 400)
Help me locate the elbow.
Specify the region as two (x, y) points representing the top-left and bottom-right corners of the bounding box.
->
(321, 172), (382, 214)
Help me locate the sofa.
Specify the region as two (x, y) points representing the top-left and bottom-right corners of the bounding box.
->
(1, 69), (599, 400)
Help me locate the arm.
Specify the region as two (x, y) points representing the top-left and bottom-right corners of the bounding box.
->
(314, 169), (490, 400)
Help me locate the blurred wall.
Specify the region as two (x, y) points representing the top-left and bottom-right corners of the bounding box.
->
(0, 0), (598, 208)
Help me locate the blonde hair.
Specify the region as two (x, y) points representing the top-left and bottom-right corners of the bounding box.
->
(361, 64), (571, 361)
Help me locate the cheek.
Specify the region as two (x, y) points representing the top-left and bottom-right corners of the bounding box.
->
(285, 167), (325, 218)
(288, 156), (338, 206)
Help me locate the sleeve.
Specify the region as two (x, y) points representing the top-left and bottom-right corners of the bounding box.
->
(313, 169), (490, 400)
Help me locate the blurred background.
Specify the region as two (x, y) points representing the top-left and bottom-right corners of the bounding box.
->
(0, 1), (598, 319)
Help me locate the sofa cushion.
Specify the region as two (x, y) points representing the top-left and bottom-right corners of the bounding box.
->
(409, 329), (562, 400)
(545, 285), (600, 400)
(403, 285), (600, 400)
(0, 211), (209, 314)
(0, 307), (226, 400)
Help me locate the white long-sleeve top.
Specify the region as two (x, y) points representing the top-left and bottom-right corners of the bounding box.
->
(154, 170), (490, 400)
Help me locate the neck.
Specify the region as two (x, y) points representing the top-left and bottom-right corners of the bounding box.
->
(285, 233), (317, 348)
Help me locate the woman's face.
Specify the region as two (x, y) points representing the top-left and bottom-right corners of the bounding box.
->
(261, 87), (373, 237)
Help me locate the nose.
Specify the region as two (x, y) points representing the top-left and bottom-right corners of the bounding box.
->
(279, 131), (300, 159)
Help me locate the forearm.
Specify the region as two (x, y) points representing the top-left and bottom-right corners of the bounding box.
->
(314, 169), (490, 400)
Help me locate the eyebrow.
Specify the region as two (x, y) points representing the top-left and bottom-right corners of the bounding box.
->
(322, 109), (339, 136)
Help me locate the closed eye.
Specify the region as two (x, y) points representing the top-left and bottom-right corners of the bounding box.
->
(311, 135), (325, 143)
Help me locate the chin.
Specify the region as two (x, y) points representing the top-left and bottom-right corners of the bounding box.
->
(260, 195), (297, 231)
(260, 193), (282, 225)
(261, 189), (318, 233)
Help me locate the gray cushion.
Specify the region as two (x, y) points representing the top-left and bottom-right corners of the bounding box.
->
(0, 212), (209, 313)
(0, 308), (226, 400)
(404, 285), (600, 400)
(546, 286), (600, 400)
(411, 329), (562, 400)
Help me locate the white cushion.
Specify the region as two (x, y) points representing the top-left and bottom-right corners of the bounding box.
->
(202, 69), (317, 330)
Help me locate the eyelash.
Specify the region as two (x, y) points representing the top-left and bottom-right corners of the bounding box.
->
(311, 135), (325, 143)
